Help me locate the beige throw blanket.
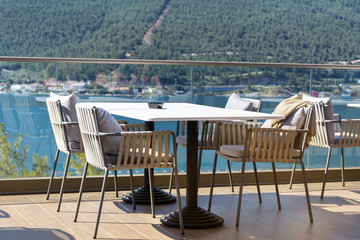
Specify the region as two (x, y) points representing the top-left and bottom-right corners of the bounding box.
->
(271, 95), (316, 145)
(271, 95), (311, 128)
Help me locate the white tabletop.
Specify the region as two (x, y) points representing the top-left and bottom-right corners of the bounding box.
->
(347, 103), (360, 108)
(78, 102), (284, 122)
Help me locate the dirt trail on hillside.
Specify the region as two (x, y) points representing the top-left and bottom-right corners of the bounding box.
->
(143, 2), (170, 46)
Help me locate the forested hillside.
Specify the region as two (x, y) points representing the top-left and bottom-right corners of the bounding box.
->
(1, 0), (360, 90)
(0, 0), (166, 58)
(143, 0), (360, 63)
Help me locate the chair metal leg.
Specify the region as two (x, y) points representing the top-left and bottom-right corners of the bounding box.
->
(236, 161), (246, 227)
(46, 149), (60, 200)
(74, 162), (88, 222)
(289, 163), (297, 189)
(253, 162), (262, 204)
(208, 153), (218, 211)
(227, 160), (235, 192)
(300, 161), (313, 223)
(197, 148), (203, 189)
(321, 148), (332, 199)
(114, 170), (119, 197)
(169, 142), (179, 195)
(174, 165), (184, 234)
(272, 163), (281, 210)
(168, 168), (174, 194)
(93, 168), (109, 239)
(341, 148), (345, 187)
(57, 152), (71, 212)
(129, 169), (136, 210)
(148, 168), (155, 218)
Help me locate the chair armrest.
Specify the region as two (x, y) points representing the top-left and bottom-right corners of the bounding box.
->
(334, 113), (341, 121)
(62, 121), (79, 126)
(98, 132), (122, 137)
(324, 119), (341, 124)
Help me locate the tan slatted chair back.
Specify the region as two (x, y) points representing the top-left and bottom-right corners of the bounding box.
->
(337, 119), (360, 146)
(46, 98), (70, 153)
(200, 121), (221, 150)
(245, 128), (299, 163)
(177, 120), (186, 137)
(244, 106), (313, 164)
(220, 121), (263, 146)
(116, 130), (174, 169)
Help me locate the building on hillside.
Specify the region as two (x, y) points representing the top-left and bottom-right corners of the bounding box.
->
(63, 81), (87, 92)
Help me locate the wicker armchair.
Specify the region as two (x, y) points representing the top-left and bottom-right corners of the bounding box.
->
(290, 101), (360, 199)
(170, 98), (262, 193)
(209, 106), (314, 226)
(46, 98), (85, 212)
(74, 104), (184, 238)
(46, 98), (133, 212)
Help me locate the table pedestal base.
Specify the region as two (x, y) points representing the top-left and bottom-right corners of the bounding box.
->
(160, 207), (224, 228)
(121, 186), (176, 205)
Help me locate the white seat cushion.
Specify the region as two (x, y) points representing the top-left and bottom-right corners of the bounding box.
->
(220, 145), (245, 158)
(176, 135), (202, 147)
(219, 144), (301, 162)
(225, 93), (253, 111)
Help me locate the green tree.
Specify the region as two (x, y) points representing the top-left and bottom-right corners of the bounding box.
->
(69, 153), (103, 176)
(0, 123), (50, 178)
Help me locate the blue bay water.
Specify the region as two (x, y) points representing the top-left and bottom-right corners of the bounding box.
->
(1, 93), (360, 177)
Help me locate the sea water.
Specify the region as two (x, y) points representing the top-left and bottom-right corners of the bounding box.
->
(1, 93), (360, 177)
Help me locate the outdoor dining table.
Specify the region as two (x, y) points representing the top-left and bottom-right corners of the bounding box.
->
(84, 102), (284, 228)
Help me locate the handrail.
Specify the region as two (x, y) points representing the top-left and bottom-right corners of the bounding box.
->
(1, 56), (360, 70)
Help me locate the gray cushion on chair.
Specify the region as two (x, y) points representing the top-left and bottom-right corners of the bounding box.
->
(50, 92), (80, 142)
(225, 93), (253, 111)
(68, 141), (81, 152)
(96, 107), (123, 155)
(262, 107), (306, 129)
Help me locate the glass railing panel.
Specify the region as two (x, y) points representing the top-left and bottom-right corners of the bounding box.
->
(1, 58), (360, 178)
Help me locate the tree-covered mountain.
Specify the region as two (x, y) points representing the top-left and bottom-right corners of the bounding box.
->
(1, 0), (360, 90)
(0, 0), (166, 58)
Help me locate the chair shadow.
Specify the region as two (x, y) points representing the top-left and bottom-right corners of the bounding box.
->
(112, 196), (185, 216)
(151, 224), (184, 240)
(0, 227), (75, 240)
(202, 190), (360, 218)
(0, 210), (10, 218)
(112, 201), (138, 214)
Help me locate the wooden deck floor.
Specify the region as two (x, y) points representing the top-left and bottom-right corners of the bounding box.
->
(0, 181), (360, 240)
